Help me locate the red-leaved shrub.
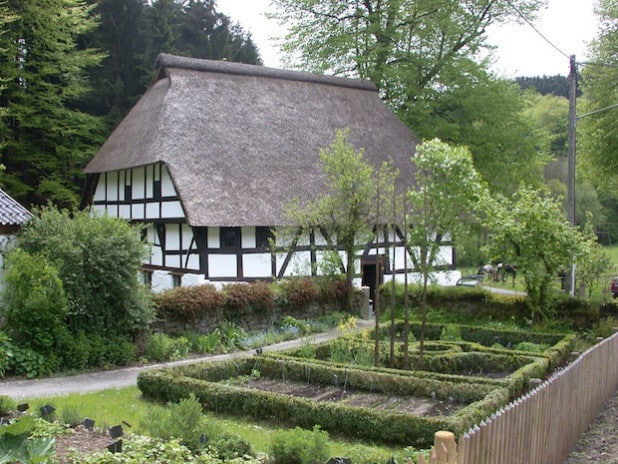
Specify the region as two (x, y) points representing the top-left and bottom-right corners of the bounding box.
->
(154, 284), (225, 321)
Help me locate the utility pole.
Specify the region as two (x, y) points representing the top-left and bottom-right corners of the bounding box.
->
(566, 55), (577, 295)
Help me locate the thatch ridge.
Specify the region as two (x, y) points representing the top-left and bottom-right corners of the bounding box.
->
(154, 53), (377, 91)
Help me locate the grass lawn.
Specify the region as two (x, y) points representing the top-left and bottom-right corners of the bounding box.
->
(24, 387), (414, 460)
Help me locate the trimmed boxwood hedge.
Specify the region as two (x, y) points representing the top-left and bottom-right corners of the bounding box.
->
(272, 342), (549, 400)
(137, 357), (510, 446)
(377, 321), (569, 347)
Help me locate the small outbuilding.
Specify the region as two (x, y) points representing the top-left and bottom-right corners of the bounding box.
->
(82, 54), (453, 291)
(0, 188), (32, 270)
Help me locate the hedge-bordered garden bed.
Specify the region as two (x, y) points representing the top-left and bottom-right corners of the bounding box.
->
(138, 356), (510, 446)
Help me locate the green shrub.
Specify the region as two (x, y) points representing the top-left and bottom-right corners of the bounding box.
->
(219, 321), (246, 351)
(208, 432), (253, 460)
(440, 324), (462, 341)
(270, 426), (330, 464)
(142, 394), (206, 452)
(0, 249), (69, 360)
(104, 336), (138, 366)
(8, 345), (57, 378)
(513, 341), (550, 353)
(0, 395), (16, 416)
(60, 406), (83, 427)
(155, 284), (225, 322)
(146, 333), (174, 362)
(590, 315), (618, 339)
(187, 330), (222, 354)
(146, 333), (190, 362)
(16, 206), (154, 340)
(316, 277), (347, 308)
(0, 333), (11, 378)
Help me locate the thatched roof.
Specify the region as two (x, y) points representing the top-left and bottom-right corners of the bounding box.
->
(0, 188), (31, 227)
(84, 53), (419, 227)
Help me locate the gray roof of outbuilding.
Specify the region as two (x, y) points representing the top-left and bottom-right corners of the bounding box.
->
(0, 188), (31, 226)
(84, 53), (419, 227)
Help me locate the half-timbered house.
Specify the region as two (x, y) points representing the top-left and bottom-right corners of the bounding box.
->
(82, 54), (455, 292)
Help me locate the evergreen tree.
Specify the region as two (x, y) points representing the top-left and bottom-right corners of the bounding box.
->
(80, 0), (151, 126)
(0, 0), (106, 208)
(515, 75), (575, 98)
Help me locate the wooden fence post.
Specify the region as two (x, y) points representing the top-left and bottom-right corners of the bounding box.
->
(432, 430), (457, 464)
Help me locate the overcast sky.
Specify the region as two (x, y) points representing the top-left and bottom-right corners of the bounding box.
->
(217, 0), (599, 77)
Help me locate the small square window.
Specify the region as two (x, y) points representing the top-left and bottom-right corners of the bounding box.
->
(142, 270), (152, 287)
(220, 227), (240, 249)
(256, 227), (273, 249)
(171, 274), (182, 288)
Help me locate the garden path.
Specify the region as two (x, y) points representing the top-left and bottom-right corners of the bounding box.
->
(1, 319), (374, 400)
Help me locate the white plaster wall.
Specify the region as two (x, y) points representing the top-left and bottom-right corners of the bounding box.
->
(151, 270), (172, 293)
(241, 227), (255, 248)
(208, 227), (220, 248)
(131, 203), (144, 219)
(132, 167), (145, 200)
(208, 254), (237, 277)
(161, 167), (176, 196)
(146, 202), (159, 219)
(161, 201), (184, 218)
(185, 253), (200, 271)
(243, 253), (272, 278)
(94, 175), (107, 202)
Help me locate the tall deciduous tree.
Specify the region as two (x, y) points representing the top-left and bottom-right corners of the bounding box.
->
(407, 139), (485, 366)
(580, 0), (618, 187)
(285, 128), (396, 313)
(270, 0), (546, 193)
(0, 0), (106, 208)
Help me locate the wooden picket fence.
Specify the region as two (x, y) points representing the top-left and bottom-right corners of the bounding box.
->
(415, 330), (618, 464)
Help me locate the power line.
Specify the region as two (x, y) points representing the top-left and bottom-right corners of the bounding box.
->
(504, 0), (570, 60)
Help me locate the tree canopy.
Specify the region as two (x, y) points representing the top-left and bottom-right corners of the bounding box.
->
(481, 187), (586, 318)
(270, 0), (548, 194)
(579, 0), (618, 190)
(407, 139), (485, 363)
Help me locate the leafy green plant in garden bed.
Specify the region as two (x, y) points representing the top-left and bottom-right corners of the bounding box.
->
(137, 357), (511, 446)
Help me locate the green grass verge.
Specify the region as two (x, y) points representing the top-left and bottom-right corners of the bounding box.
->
(22, 386), (417, 460)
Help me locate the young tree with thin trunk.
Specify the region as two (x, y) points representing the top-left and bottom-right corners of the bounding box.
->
(285, 128), (397, 314)
(407, 139), (485, 368)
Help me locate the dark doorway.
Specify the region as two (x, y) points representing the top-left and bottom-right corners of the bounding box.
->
(361, 256), (386, 301)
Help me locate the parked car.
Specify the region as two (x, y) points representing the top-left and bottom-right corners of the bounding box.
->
(611, 276), (618, 298)
(456, 274), (484, 287)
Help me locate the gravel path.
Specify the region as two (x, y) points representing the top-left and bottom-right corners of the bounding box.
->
(1, 320), (374, 400)
(563, 388), (618, 464)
